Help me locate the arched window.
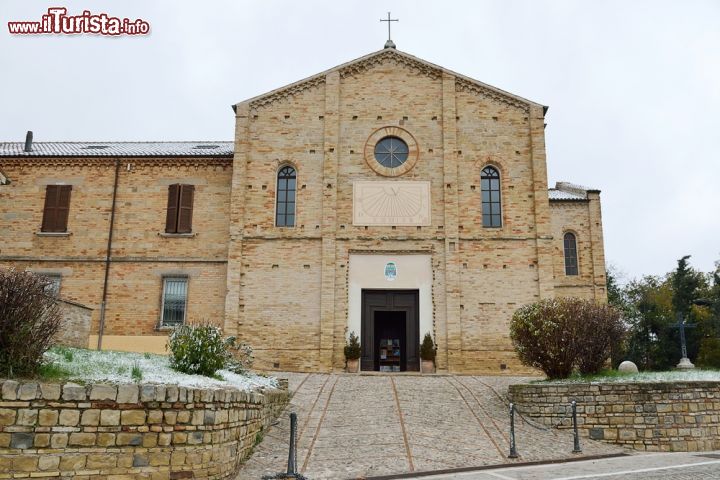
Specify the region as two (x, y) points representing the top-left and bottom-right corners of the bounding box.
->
(276, 166), (296, 227)
(481, 166), (502, 227)
(564, 232), (579, 275)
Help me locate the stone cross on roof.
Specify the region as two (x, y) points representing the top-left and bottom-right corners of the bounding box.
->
(380, 12), (398, 49)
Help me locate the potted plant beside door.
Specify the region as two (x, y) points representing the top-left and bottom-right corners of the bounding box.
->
(344, 331), (361, 373)
(420, 333), (436, 374)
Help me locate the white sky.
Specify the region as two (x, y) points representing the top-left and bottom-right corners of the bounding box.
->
(1, 0), (718, 282)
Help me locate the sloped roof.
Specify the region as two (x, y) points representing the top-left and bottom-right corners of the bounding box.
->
(0, 141), (233, 157)
(548, 189), (586, 201)
(549, 181), (600, 201)
(235, 48), (546, 113)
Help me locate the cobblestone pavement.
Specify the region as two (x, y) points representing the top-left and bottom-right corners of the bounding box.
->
(414, 451), (720, 479)
(237, 374), (628, 480)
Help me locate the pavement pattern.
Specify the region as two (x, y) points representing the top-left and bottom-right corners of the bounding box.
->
(237, 374), (627, 480)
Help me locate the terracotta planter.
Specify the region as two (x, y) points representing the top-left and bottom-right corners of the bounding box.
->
(421, 359), (435, 374)
(346, 358), (359, 373)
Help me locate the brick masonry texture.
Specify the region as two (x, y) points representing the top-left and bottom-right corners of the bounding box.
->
(0, 379), (289, 479)
(509, 381), (720, 452)
(55, 299), (92, 348)
(0, 49), (607, 373)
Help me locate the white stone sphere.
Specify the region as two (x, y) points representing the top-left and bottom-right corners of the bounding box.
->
(618, 360), (639, 373)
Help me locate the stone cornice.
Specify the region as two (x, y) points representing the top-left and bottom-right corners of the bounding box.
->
(248, 76), (326, 111)
(339, 49), (442, 80)
(455, 78), (531, 112)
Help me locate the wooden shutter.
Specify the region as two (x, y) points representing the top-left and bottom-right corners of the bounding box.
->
(41, 185), (72, 232)
(41, 185), (58, 232)
(165, 184), (180, 233)
(56, 186), (71, 232)
(177, 185), (194, 233)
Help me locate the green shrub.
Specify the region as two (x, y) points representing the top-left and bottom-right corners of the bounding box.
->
(420, 333), (436, 361)
(344, 331), (361, 360)
(510, 298), (623, 379)
(167, 323), (254, 377)
(0, 269), (63, 377)
(167, 323), (229, 376)
(697, 338), (720, 369)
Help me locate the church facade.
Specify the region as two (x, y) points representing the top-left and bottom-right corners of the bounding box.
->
(0, 48), (607, 374)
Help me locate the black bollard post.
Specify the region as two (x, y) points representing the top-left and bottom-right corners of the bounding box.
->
(571, 400), (582, 453)
(287, 412), (298, 476)
(508, 402), (518, 458)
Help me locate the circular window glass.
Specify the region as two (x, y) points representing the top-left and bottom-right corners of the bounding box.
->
(374, 136), (409, 168)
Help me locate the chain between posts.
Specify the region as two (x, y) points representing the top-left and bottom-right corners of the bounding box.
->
(507, 400), (583, 458)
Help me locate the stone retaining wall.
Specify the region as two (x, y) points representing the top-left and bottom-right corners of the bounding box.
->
(0, 379), (289, 478)
(509, 381), (720, 452)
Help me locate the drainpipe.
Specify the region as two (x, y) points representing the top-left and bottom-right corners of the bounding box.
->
(97, 159), (120, 350)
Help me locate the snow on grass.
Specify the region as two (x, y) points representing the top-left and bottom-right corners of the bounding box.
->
(547, 369), (720, 384)
(45, 347), (277, 391)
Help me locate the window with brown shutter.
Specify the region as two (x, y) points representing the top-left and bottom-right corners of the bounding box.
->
(165, 184), (194, 233)
(41, 185), (72, 232)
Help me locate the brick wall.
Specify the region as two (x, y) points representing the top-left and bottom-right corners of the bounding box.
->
(550, 199), (607, 301)
(509, 382), (720, 452)
(0, 159), (231, 341)
(0, 380), (289, 478)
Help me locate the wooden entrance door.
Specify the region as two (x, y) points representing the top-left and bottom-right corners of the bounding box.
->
(361, 290), (419, 372)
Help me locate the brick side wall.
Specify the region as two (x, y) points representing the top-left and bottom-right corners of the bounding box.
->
(509, 382), (720, 452)
(550, 199), (607, 302)
(0, 160), (231, 338)
(0, 380), (289, 479)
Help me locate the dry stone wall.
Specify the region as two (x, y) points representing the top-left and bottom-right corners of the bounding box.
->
(509, 381), (720, 452)
(0, 379), (289, 479)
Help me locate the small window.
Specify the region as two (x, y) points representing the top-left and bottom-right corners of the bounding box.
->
(42, 274), (62, 297)
(276, 166), (296, 227)
(161, 277), (188, 327)
(564, 232), (579, 276)
(165, 184), (195, 233)
(41, 185), (72, 232)
(481, 166), (502, 227)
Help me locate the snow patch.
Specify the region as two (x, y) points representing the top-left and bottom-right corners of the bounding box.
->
(45, 347), (277, 391)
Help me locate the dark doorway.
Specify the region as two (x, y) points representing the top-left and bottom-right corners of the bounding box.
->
(361, 290), (419, 372)
(374, 311), (407, 372)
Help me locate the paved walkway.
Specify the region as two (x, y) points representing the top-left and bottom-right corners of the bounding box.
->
(412, 451), (720, 479)
(238, 374), (627, 480)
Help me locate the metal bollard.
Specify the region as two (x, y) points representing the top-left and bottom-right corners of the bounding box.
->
(508, 402), (518, 458)
(261, 412), (306, 480)
(571, 400), (582, 453)
(287, 412), (298, 475)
